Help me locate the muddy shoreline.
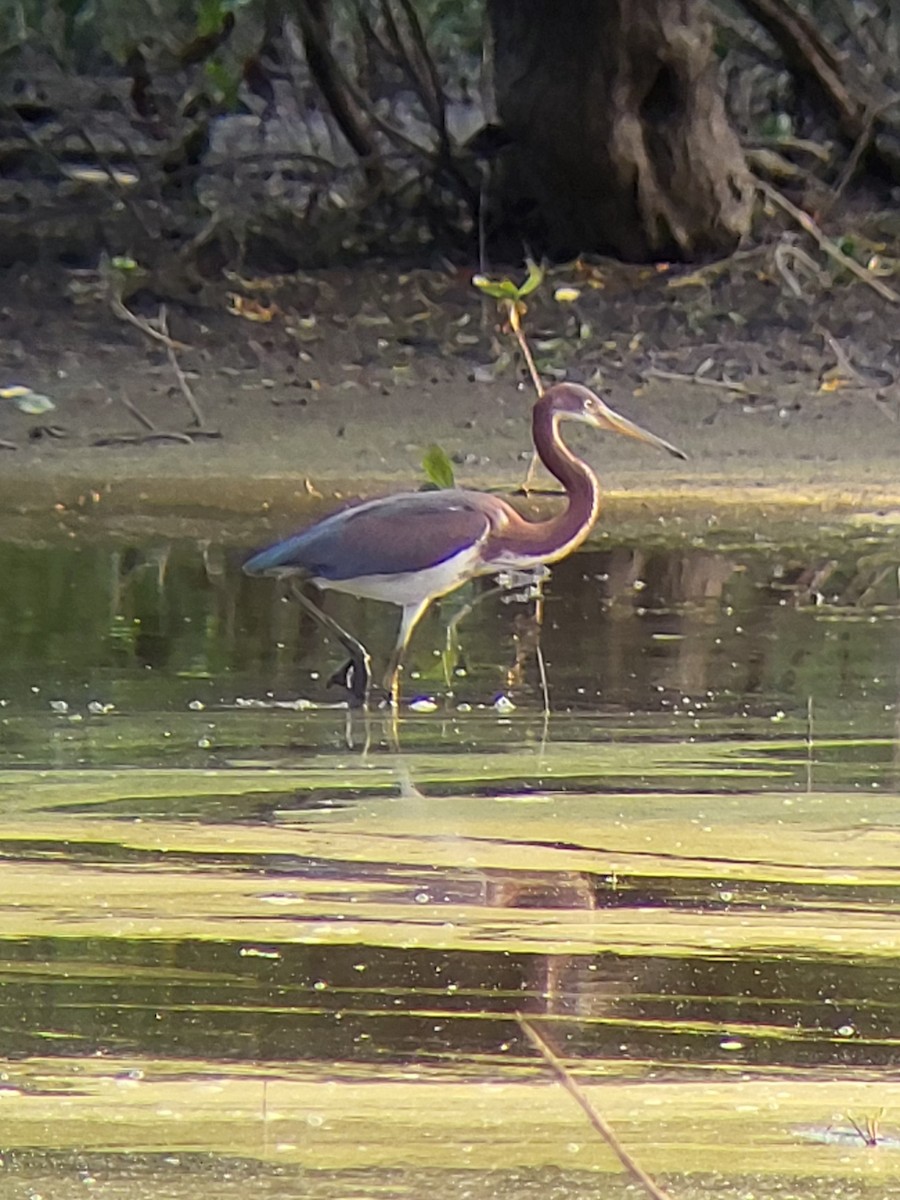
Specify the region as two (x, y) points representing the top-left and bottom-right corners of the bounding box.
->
(4, 263), (900, 543)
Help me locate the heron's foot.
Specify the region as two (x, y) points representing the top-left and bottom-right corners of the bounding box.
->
(327, 654), (371, 707)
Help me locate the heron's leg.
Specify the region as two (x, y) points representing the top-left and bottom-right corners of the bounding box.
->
(442, 582), (508, 685)
(382, 600), (431, 706)
(289, 582), (372, 706)
(443, 568), (550, 686)
(503, 571), (550, 715)
(326, 657), (371, 707)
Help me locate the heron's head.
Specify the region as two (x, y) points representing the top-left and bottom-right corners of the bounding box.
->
(544, 382), (687, 460)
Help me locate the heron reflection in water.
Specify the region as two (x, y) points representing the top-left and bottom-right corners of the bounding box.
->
(244, 382), (686, 706)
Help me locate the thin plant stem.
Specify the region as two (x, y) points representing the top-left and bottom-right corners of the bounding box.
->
(508, 304), (545, 398)
(517, 1017), (677, 1200)
(506, 303), (545, 490)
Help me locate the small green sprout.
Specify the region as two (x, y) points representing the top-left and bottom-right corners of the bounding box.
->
(422, 443), (456, 490)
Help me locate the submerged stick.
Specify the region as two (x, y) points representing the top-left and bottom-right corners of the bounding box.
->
(517, 1016), (677, 1200)
(529, 573), (550, 718)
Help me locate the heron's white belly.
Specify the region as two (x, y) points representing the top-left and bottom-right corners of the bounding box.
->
(314, 545), (486, 607)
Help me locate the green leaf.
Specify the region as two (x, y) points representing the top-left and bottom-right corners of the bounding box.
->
(197, 0), (227, 37)
(1, 388), (56, 415)
(204, 60), (241, 109)
(472, 259), (544, 303)
(422, 444), (456, 490)
(517, 257), (545, 297)
(472, 276), (520, 300)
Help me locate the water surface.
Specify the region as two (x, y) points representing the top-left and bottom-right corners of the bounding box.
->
(1, 521), (899, 1198)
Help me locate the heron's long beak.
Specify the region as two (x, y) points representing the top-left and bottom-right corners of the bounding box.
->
(597, 402), (687, 460)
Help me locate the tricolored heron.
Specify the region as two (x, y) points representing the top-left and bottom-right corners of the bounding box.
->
(244, 382), (686, 705)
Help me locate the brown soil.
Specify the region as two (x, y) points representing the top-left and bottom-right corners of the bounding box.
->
(3, 259), (900, 542)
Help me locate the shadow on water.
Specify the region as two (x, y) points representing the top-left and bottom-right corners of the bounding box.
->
(1, 524), (900, 1197)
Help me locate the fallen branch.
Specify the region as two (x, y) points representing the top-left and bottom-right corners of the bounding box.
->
(818, 326), (868, 386)
(645, 367), (759, 396)
(517, 1016), (676, 1200)
(120, 393), (156, 431)
(745, 145), (811, 182)
(94, 430), (195, 446)
(158, 304), (209, 429)
(815, 325), (898, 422)
(109, 391), (222, 446)
(748, 135), (833, 164)
(667, 246), (764, 288)
(756, 179), (900, 304)
(109, 293), (189, 350)
(772, 240), (830, 298)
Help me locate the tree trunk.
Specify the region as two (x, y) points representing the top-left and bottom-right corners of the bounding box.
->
(486, 0), (752, 261)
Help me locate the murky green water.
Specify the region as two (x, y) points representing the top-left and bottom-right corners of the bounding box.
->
(1, 522), (900, 1198)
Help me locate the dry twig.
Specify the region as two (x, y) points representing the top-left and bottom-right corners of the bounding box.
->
(750, 135), (833, 163)
(120, 393), (156, 431)
(818, 326), (867, 386)
(109, 293), (188, 350)
(826, 102), (890, 207)
(158, 304), (208, 428)
(645, 367), (759, 396)
(518, 1017), (676, 1200)
(815, 325), (898, 421)
(95, 431), (195, 446)
(772, 240), (830, 298)
(756, 179), (900, 304)
(745, 145), (810, 182)
(116, 392), (191, 442)
(104, 391), (221, 447)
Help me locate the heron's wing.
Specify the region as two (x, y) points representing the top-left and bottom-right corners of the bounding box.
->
(244, 491), (501, 580)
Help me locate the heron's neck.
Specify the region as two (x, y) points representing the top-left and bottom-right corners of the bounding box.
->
(526, 405), (601, 563)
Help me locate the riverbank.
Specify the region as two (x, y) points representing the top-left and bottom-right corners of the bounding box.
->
(4, 261), (900, 542)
